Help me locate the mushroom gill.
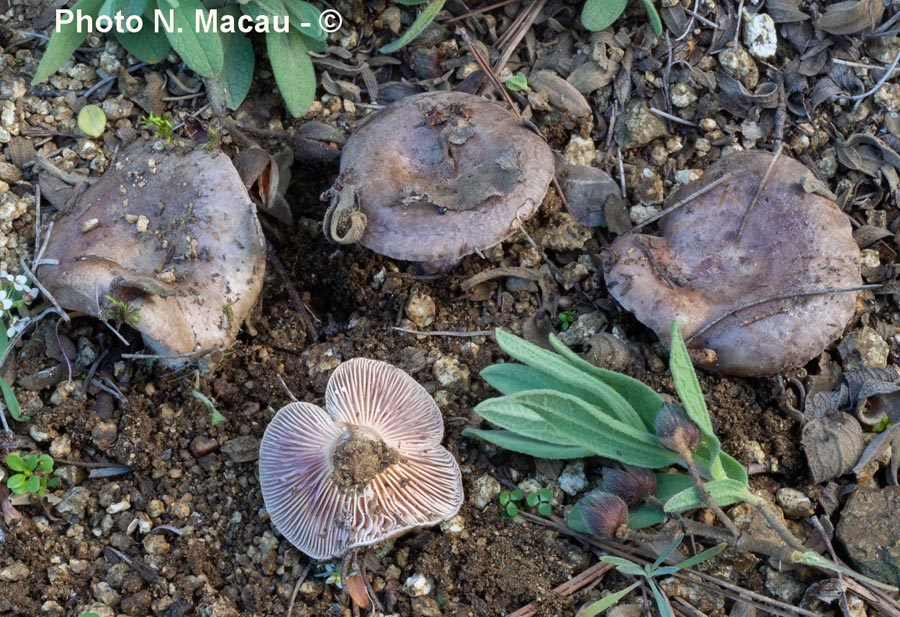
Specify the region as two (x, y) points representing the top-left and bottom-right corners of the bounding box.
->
(258, 358), (463, 560)
(604, 151), (862, 376)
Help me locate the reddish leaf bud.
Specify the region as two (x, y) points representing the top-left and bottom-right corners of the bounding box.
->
(603, 466), (657, 506)
(581, 492), (629, 539)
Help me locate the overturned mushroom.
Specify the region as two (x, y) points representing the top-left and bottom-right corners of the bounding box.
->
(325, 91), (554, 267)
(258, 358), (463, 560)
(36, 140), (265, 365)
(604, 151), (861, 376)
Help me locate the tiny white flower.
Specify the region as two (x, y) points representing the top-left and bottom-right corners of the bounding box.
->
(0, 270), (10, 284)
(0, 290), (12, 312)
(10, 274), (29, 292)
(23, 286), (39, 304)
(6, 315), (22, 338)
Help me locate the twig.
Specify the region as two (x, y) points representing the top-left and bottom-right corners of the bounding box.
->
(624, 173), (734, 234)
(650, 107), (699, 127)
(674, 0), (701, 41)
(519, 513), (818, 617)
(20, 256), (70, 323)
(266, 241), (318, 341)
(682, 7), (717, 28)
(735, 143), (782, 241)
(120, 348), (214, 360)
(446, 0), (518, 23)
(808, 516), (851, 617)
(491, 0), (546, 78)
(508, 560), (614, 617)
(458, 28), (521, 121)
(617, 146), (626, 199)
(393, 327), (493, 337)
(684, 284), (881, 344)
(849, 47), (900, 108)
(287, 563), (313, 617)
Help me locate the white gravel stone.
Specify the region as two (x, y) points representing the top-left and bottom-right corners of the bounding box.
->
(471, 474), (501, 510)
(402, 573), (433, 597)
(558, 461), (587, 496)
(743, 11), (777, 59)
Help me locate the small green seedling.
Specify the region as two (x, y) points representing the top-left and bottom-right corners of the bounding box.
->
(5, 453), (59, 498)
(526, 487), (554, 516)
(192, 390), (227, 427)
(103, 295), (141, 328)
(558, 310), (575, 331)
(499, 489), (524, 517)
(79, 613), (101, 617)
(577, 533), (725, 617)
(504, 72), (528, 92)
(140, 113), (175, 142)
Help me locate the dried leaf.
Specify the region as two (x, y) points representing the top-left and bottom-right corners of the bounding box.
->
(852, 423), (900, 475)
(801, 412), (864, 483)
(530, 70), (592, 117)
(816, 0), (883, 35)
(765, 0), (810, 23)
(853, 224), (893, 248)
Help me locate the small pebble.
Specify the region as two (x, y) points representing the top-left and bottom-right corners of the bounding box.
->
(775, 487), (815, 519)
(471, 474), (501, 510)
(405, 292), (436, 329)
(743, 11), (778, 59)
(558, 461), (587, 496)
(402, 573), (433, 597)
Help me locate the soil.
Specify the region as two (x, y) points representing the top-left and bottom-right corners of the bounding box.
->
(2, 1), (900, 616)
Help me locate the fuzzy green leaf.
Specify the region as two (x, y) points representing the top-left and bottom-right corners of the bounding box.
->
(116, 26), (172, 63)
(285, 1), (325, 40)
(218, 21), (254, 110)
(162, 0), (224, 77)
(663, 479), (749, 513)
(547, 334), (662, 430)
(32, 0), (106, 84)
(267, 28), (316, 116)
(575, 581), (641, 617)
(518, 390), (679, 468)
(480, 363), (577, 397)
(472, 396), (584, 448)
(504, 72), (528, 91)
(720, 451), (749, 484)
(669, 322), (714, 437)
(5, 454), (26, 472)
(581, 0), (628, 32)
(601, 556), (646, 576)
(380, 0), (445, 54)
(462, 428), (593, 459)
(495, 330), (646, 429)
(641, 0), (664, 35)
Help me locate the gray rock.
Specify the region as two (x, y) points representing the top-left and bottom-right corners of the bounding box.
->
(221, 436), (260, 464)
(56, 486), (92, 519)
(838, 327), (890, 370)
(719, 45), (759, 90)
(0, 560), (29, 582)
(614, 100), (667, 149)
(558, 162), (619, 228)
(836, 486), (900, 586)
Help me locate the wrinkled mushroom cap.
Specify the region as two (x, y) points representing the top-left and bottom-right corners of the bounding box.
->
(259, 358), (463, 560)
(334, 91), (554, 264)
(36, 140), (265, 365)
(604, 151), (861, 376)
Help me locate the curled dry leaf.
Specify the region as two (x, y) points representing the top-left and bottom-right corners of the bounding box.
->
(801, 410), (864, 484)
(36, 140), (266, 366)
(604, 151), (862, 376)
(816, 0), (884, 35)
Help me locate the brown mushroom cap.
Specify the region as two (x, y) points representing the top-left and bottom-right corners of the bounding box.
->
(604, 151), (861, 376)
(258, 358), (463, 560)
(333, 91), (554, 264)
(36, 140), (265, 365)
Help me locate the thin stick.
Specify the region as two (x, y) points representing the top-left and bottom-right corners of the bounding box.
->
(393, 327), (493, 337)
(267, 241), (318, 341)
(286, 563), (313, 617)
(685, 284), (880, 344)
(849, 47), (900, 106)
(508, 561), (614, 617)
(682, 7), (717, 28)
(625, 173), (734, 234)
(735, 143), (782, 241)
(445, 0), (518, 23)
(458, 28), (521, 121)
(650, 107), (699, 127)
(808, 516), (852, 617)
(492, 0), (546, 78)
(20, 255), (70, 323)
